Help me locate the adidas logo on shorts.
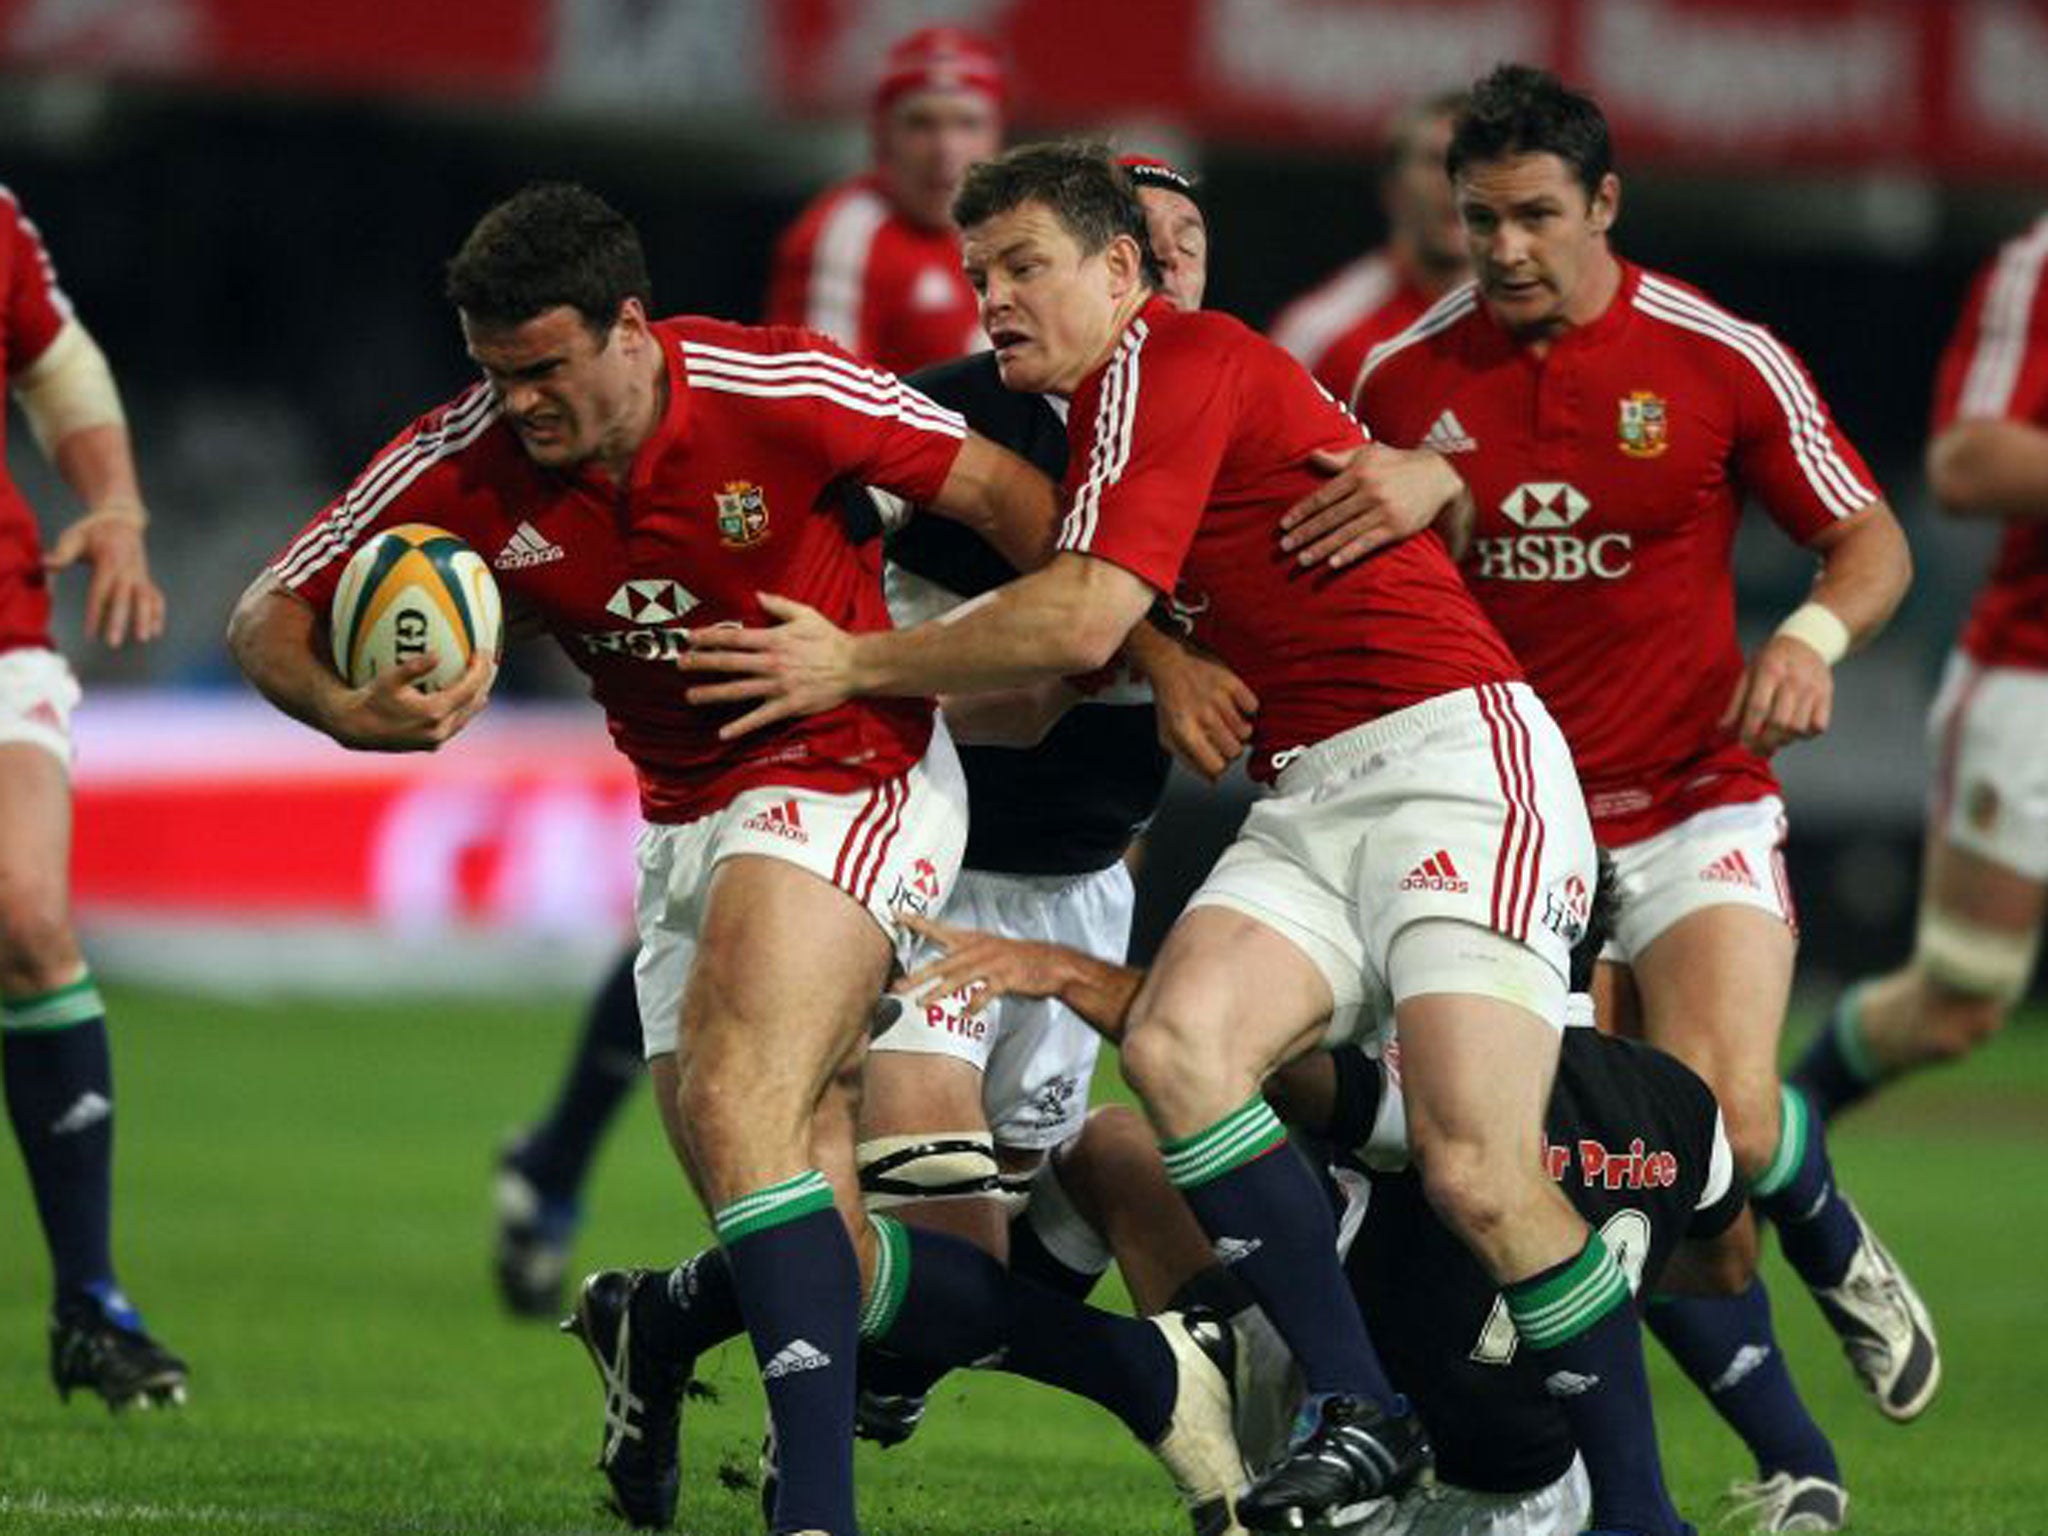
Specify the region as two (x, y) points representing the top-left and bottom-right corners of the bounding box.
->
(1400, 850), (1470, 893)
(740, 798), (808, 843)
(763, 1338), (833, 1380)
(1701, 849), (1760, 888)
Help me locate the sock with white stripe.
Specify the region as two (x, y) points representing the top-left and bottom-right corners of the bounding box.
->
(3, 976), (122, 1313)
(1164, 1097), (1398, 1408)
(1648, 1282), (1839, 1484)
(715, 1172), (858, 1536)
(1507, 1233), (1683, 1536)
(1750, 1085), (1861, 1289)
(1788, 985), (1882, 1123)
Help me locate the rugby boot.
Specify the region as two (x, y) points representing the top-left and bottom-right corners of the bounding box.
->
(1150, 1308), (1252, 1535)
(1719, 1472), (1848, 1533)
(50, 1296), (188, 1410)
(853, 1384), (930, 1447)
(1236, 1392), (1430, 1532)
(493, 1139), (581, 1319)
(562, 1269), (685, 1528)
(1811, 1203), (1940, 1421)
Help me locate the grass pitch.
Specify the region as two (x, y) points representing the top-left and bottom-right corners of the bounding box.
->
(1, 985), (2044, 1534)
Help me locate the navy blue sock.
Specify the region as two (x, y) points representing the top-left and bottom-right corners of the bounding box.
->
(3, 981), (118, 1309)
(865, 1218), (1177, 1442)
(625, 1247), (745, 1367)
(1788, 987), (1881, 1123)
(1648, 1284), (1839, 1483)
(1007, 1204), (1104, 1301)
(1507, 1235), (1684, 1536)
(514, 948), (643, 1199)
(1163, 1099), (1396, 1409)
(1751, 1086), (1861, 1289)
(716, 1174), (860, 1536)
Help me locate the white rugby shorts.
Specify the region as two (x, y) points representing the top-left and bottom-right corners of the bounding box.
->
(1600, 795), (1793, 964)
(633, 725), (969, 1057)
(1187, 683), (1594, 1044)
(878, 860), (1131, 1150)
(0, 647), (80, 769)
(1927, 649), (2048, 882)
(1352, 1455), (1590, 1536)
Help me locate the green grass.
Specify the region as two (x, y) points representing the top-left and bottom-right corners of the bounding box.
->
(0, 988), (2044, 1534)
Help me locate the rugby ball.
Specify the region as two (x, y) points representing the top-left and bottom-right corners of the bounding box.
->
(330, 523), (502, 691)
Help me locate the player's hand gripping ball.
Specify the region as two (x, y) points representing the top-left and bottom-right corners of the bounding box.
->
(330, 524), (502, 690)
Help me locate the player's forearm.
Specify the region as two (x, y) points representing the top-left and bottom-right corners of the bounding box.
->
(848, 555), (1145, 699)
(226, 575), (354, 739)
(928, 433), (1062, 572)
(938, 678), (1079, 747)
(49, 422), (147, 521)
(1926, 419), (2048, 521)
(1046, 949), (1145, 1043)
(1800, 499), (1912, 653)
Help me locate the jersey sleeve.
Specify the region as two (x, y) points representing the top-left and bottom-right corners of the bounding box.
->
(1687, 1108), (1747, 1242)
(1931, 228), (2048, 430)
(1, 189), (74, 377)
(786, 331), (967, 505)
(1055, 320), (1233, 594)
(267, 385), (497, 614)
(1726, 319), (1881, 540)
(763, 192), (883, 359)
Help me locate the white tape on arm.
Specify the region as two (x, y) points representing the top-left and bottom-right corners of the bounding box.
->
(1773, 601), (1850, 666)
(12, 321), (126, 456)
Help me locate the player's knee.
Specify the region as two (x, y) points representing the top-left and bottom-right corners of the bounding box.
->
(1414, 1138), (1516, 1247)
(1913, 909), (2037, 1049)
(1916, 991), (2010, 1062)
(1723, 1093), (1787, 1181)
(1122, 1007), (1239, 1123)
(0, 873), (78, 995)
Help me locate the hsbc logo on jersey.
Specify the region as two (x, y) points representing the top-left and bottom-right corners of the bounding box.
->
(577, 578), (704, 662)
(1475, 481), (1633, 583)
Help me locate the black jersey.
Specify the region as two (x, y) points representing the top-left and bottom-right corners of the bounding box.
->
(1342, 1026), (1744, 1494)
(887, 352), (1171, 876)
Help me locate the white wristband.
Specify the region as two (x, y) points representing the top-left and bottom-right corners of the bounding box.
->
(1774, 601), (1850, 666)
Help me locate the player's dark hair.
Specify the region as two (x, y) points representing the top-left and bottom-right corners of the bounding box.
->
(1567, 848), (1621, 994)
(1447, 64), (1612, 200)
(445, 182), (653, 338)
(1377, 90), (1469, 186)
(953, 141), (1164, 291)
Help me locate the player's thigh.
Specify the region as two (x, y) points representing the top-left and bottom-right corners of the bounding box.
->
(0, 742), (78, 972)
(1393, 982), (1559, 1160)
(1630, 903), (1794, 1171)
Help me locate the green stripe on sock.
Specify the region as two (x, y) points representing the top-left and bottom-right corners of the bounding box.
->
(1161, 1098), (1287, 1190)
(1, 975), (104, 1032)
(714, 1170), (836, 1245)
(1832, 986), (1881, 1085)
(1506, 1235), (1631, 1348)
(1751, 1085), (1808, 1199)
(860, 1214), (912, 1341)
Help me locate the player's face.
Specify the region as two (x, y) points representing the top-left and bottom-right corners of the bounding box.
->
(877, 89), (1003, 230)
(462, 303), (651, 470)
(1138, 186), (1208, 312)
(1456, 152), (1620, 340)
(1384, 112), (1465, 276)
(963, 200), (1143, 396)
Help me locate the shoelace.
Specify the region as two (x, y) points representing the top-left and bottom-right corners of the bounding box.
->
(595, 1308), (647, 1462)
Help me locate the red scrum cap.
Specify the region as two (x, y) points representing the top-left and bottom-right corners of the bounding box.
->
(873, 26), (1008, 114)
(1118, 153), (1200, 207)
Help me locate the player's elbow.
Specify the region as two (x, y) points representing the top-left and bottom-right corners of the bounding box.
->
(1926, 425), (2005, 518)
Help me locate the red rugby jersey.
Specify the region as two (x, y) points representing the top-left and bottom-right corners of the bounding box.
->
(1931, 215), (2048, 670)
(1268, 248), (1435, 404)
(0, 186), (78, 654)
(765, 174), (985, 376)
(1058, 297), (1520, 781)
(1356, 262), (1878, 845)
(274, 318), (966, 822)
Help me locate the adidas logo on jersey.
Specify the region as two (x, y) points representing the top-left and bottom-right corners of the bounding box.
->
(762, 1338), (833, 1380)
(1212, 1236), (1264, 1266)
(1701, 849), (1760, 888)
(493, 521), (564, 570)
(740, 798), (808, 844)
(1420, 410), (1477, 454)
(1400, 851), (1470, 893)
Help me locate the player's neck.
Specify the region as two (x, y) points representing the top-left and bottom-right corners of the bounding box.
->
(594, 347), (669, 483)
(1514, 245), (1624, 356)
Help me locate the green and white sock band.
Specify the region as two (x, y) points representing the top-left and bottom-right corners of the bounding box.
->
(1831, 985), (1882, 1085)
(713, 1169), (836, 1246)
(1506, 1232), (1632, 1349)
(860, 1213), (912, 1341)
(1161, 1096), (1287, 1190)
(1, 974), (104, 1032)
(1751, 1084), (1809, 1200)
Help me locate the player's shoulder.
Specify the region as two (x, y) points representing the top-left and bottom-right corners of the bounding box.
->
(1627, 264), (1785, 352)
(776, 176), (892, 259)
(1972, 214), (2048, 308)
(1270, 250), (1401, 354)
(1354, 280), (1484, 391)
(669, 313), (877, 375)
(1141, 304), (1275, 368)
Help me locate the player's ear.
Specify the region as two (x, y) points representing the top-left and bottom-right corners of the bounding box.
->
(1588, 173), (1621, 237)
(613, 297), (652, 350)
(1104, 232), (1145, 299)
